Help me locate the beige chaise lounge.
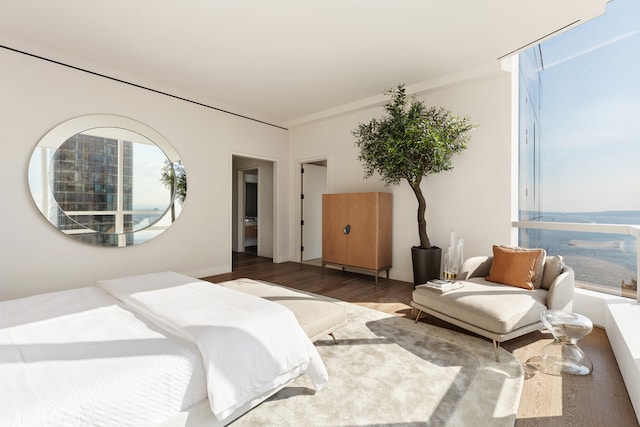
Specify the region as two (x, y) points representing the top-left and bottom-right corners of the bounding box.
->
(215, 278), (348, 342)
(411, 252), (574, 361)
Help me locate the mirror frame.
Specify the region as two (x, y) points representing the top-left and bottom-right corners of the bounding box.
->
(28, 114), (185, 247)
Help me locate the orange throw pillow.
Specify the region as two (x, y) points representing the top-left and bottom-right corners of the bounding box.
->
(486, 245), (545, 290)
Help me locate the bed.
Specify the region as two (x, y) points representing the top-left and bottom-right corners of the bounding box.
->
(0, 272), (329, 426)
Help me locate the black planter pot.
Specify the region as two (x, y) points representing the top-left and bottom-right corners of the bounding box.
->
(411, 246), (442, 286)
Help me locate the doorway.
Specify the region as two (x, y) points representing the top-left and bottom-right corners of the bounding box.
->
(300, 160), (327, 263)
(232, 155), (276, 260)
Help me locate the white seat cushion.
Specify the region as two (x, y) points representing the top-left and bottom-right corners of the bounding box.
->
(412, 278), (548, 334)
(215, 278), (347, 342)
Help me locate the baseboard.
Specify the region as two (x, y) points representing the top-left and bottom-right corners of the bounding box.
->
(184, 265), (230, 280)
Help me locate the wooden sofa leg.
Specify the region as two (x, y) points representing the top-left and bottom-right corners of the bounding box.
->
(329, 332), (338, 345)
(493, 340), (500, 362)
(414, 310), (423, 323)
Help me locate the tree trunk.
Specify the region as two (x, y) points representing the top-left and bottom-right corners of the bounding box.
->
(409, 178), (431, 248)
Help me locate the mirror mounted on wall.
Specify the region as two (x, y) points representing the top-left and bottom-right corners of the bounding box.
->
(28, 114), (187, 247)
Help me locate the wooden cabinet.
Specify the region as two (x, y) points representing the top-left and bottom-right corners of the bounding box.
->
(322, 192), (392, 283)
(244, 224), (257, 238)
(244, 221), (257, 247)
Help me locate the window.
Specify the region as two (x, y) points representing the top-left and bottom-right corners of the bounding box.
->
(518, 0), (639, 299)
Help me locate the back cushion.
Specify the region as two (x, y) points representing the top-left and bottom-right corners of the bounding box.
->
(542, 255), (565, 290)
(486, 245), (546, 290)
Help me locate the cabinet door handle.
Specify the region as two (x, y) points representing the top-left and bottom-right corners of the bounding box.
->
(343, 224), (351, 234)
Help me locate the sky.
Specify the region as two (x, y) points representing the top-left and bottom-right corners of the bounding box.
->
(534, 0), (640, 213)
(131, 142), (173, 209)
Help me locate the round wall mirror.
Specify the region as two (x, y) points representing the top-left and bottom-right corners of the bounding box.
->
(28, 114), (187, 247)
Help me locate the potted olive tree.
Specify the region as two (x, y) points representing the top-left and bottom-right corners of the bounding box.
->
(353, 85), (475, 285)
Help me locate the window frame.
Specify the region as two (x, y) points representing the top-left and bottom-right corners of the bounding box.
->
(512, 1), (639, 302)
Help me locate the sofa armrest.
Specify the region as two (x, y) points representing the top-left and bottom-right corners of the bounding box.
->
(457, 256), (493, 280)
(546, 266), (575, 311)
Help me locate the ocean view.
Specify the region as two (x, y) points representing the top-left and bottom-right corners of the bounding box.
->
(521, 211), (639, 295)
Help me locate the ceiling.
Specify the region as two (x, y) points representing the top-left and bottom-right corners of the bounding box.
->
(0, 0), (608, 127)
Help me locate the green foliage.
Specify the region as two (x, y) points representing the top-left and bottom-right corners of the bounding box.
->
(160, 160), (187, 205)
(352, 84), (475, 248)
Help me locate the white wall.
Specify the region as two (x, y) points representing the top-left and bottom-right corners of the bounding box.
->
(1, 45), (515, 298)
(288, 71), (515, 283)
(0, 49), (290, 300)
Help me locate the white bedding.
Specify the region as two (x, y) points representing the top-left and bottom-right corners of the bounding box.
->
(0, 286), (207, 427)
(98, 271), (328, 421)
(1, 271), (328, 426)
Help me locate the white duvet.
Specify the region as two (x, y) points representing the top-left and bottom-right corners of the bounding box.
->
(0, 271), (328, 426)
(97, 272), (328, 421)
(0, 286), (207, 427)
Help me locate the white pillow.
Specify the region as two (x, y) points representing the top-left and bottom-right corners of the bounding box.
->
(542, 255), (565, 290)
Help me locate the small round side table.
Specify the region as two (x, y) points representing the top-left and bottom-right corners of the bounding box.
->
(539, 310), (593, 375)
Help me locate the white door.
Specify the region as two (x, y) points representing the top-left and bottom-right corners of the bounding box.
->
(301, 163), (327, 261)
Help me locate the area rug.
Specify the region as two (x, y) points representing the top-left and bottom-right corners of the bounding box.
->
(231, 301), (524, 426)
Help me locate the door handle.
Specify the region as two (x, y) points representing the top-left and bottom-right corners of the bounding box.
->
(343, 224), (351, 234)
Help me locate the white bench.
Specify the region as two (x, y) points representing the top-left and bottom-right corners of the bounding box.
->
(215, 278), (348, 343)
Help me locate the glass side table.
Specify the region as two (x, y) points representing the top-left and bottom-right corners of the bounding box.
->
(538, 310), (594, 375)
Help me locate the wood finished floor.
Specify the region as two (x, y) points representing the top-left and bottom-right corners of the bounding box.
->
(202, 253), (638, 427)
